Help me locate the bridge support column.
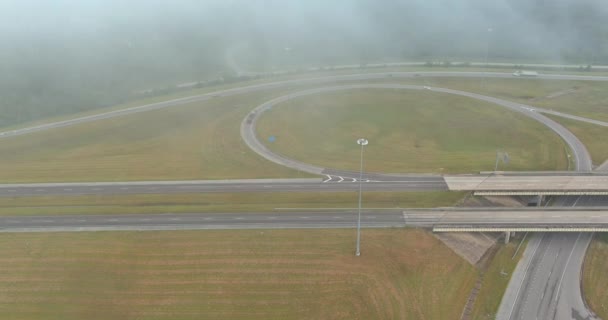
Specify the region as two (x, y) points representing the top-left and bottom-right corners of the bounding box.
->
(537, 195), (544, 207)
(504, 231), (511, 244)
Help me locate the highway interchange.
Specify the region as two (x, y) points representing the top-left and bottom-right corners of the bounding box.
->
(1, 71), (607, 319)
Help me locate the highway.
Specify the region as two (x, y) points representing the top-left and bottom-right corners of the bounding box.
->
(2, 207), (608, 233)
(0, 177), (448, 197)
(7, 174), (608, 197)
(0, 211), (406, 232)
(405, 207), (608, 228)
(498, 198), (604, 319)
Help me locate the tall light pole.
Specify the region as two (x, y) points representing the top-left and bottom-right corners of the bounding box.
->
(485, 28), (493, 68)
(355, 138), (368, 256)
(482, 28), (493, 89)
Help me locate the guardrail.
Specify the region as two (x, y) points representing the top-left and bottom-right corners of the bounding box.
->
(433, 225), (608, 232)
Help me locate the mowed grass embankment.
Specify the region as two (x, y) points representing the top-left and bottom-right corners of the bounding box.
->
(0, 89), (315, 183)
(257, 88), (569, 173)
(469, 236), (528, 320)
(0, 191), (465, 216)
(583, 233), (608, 319)
(544, 114), (608, 165)
(0, 229), (476, 320)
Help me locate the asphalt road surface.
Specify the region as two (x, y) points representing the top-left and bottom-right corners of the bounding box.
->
(2, 208), (608, 233)
(0, 211), (406, 232)
(498, 196), (605, 320)
(404, 207), (608, 228)
(0, 177), (448, 197)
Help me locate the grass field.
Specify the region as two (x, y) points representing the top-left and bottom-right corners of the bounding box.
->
(470, 236), (528, 320)
(0, 89), (313, 183)
(6, 66), (606, 132)
(583, 233), (608, 319)
(386, 77), (608, 122)
(257, 88), (569, 173)
(401, 77), (608, 121)
(0, 191), (465, 216)
(0, 229), (476, 320)
(545, 115), (608, 165)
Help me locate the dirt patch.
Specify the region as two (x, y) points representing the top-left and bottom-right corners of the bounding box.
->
(482, 196), (525, 207)
(434, 233), (500, 266)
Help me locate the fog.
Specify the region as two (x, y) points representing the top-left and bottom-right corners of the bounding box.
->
(1, 0), (607, 127)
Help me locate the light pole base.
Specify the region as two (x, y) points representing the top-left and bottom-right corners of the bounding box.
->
(355, 252), (360, 256)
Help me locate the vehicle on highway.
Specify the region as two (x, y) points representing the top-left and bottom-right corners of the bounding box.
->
(513, 70), (539, 77)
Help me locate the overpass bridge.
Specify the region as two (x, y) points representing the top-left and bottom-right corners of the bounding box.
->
(403, 207), (608, 233)
(444, 174), (608, 196)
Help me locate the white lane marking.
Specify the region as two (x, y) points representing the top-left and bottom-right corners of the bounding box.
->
(203, 217), (214, 220)
(92, 188), (102, 191)
(333, 216), (343, 219)
(322, 175), (332, 183)
(349, 177), (357, 182)
(6, 220), (21, 223)
(337, 176), (344, 182)
(299, 216), (309, 219)
(266, 217), (277, 220)
(140, 218), (151, 221)
(35, 189), (44, 192)
(63, 188), (72, 191)
(107, 219), (118, 222)
(32, 219), (54, 223)
(169, 218), (181, 221)
(233, 217), (244, 220)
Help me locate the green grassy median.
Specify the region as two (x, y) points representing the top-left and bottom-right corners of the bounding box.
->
(0, 191), (465, 216)
(257, 88), (568, 173)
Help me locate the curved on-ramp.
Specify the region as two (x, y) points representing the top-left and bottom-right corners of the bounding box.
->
(240, 83), (592, 176)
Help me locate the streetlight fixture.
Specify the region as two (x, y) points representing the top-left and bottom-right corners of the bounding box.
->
(355, 138), (368, 256)
(485, 28), (493, 68)
(482, 28), (493, 89)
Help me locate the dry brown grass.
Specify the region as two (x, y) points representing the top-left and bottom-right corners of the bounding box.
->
(0, 229), (476, 320)
(583, 233), (608, 319)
